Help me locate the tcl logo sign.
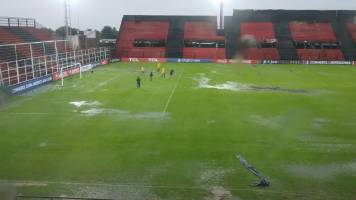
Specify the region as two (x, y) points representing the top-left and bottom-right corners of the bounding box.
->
(148, 58), (159, 62)
(129, 58), (140, 62)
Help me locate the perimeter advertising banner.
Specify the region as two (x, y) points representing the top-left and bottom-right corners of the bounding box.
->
(10, 75), (52, 94)
(122, 58), (167, 62)
(167, 58), (211, 63)
(111, 58), (121, 63)
(120, 57), (355, 65)
(52, 67), (81, 81)
(307, 61), (352, 65)
(80, 64), (94, 72)
(123, 57), (237, 64)
(101, 59), (110, 65)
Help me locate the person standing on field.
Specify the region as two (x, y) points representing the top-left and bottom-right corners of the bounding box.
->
(161, 67), (166, 78)
(170, 69), (175, 77)
(136, 76), (141, 88)
(140, 65), (145, 75)
(157, 62), (161, 72)
(150, 71), (154, 81)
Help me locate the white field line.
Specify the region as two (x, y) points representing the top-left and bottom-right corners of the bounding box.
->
(91, 76), (120, 91)
(2, 112), (104, 116)
(0, 179), (348, 195)
(3, 112), (71, 116)
(163, 68), (185, 113)
(0, 179), (210, 190)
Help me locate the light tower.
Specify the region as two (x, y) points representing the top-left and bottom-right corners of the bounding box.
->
(218, 0), (225, 30)
(64, 0), (72, 40)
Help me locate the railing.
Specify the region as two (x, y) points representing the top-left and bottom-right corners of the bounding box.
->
(0, 17), (38, 28)
(0, 40), (72, 62)
(0, 44), (111, 87)
(16, 195), (114, 200)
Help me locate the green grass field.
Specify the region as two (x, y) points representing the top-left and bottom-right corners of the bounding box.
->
(0, 62), (356, 200)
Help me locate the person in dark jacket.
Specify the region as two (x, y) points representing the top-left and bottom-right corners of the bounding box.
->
(170, 69), (175, 77)
(136, 76), (141, 88)
(149, 71), (154, 81)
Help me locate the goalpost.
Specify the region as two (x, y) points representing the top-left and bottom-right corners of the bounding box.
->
(58, 62), (98, 88)
(79, 63), (94, 79)
(56, 48), (108, 87)
(59, 62), (82, 87)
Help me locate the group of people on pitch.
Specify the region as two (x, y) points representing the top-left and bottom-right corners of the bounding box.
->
(136, 63), (175, 88)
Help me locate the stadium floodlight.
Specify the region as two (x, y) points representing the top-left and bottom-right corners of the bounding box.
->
(64, 0), (71, 41)
(67, 0), (79, 5)
(210, 0), (227, 8)
(217, 0), (226, 30)
(213, 0), (226, 6)
(64, 0), (79, 40)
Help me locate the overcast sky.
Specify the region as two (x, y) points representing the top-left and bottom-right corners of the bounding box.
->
(1, 0), (356, 30)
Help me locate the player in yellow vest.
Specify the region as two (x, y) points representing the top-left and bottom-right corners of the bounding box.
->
(161, 67), (166, 78)
(156, 63), (161, 72)
(140, 65), (145, 74)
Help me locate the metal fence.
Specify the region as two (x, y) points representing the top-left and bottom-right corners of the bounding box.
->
(0, 41), (111, 87)
(0, 40), (73, 63)
(16, 195), (114, 200)
(0, 17), (38, 28)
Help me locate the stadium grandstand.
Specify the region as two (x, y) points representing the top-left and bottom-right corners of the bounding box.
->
(1, 1), (356, 200)
(115, 10), (356, 62)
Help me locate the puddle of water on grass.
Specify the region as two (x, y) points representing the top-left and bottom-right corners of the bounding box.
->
(80, 108), (169, 120)
(69, 101), (101, 108)
(66, 183), (154, 200)
(249, 114), (282, 129)
(311, 118), (331, 129)
(197, 76), (248, 92)
(208, 186), (240, 200)
(69, 100), (169, 120)
(199, 169), (231, 184)
(288, 160), (356, 180)
(38, 142), (47, 148)
(297, 135), (355, 152)
(195, 75), (308, 94)
(0, 181), (47, 187)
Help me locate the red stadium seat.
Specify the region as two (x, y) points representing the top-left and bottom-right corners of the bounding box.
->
(297, 49), (344, 60)
(289, 22), (337, 42)
(116, 21), (170, 58)
(24, 27), (54, 41)
(346, 23), (356, 43)
(0, 27), (33, 58)
(183, 48), (225, 59)
(243, 48), (280, 60)
(0, 27), (58, 59)
(240, 22), (276, 42)
(184, 18), (224, 41)
(240, 23), (279, 60)
(183, 19), (226, 59)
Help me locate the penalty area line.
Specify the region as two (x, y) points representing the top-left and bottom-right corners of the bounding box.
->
(91, 75), (120, 91)
(163, 68), (185, 113)
(0, 179), (343, 195)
